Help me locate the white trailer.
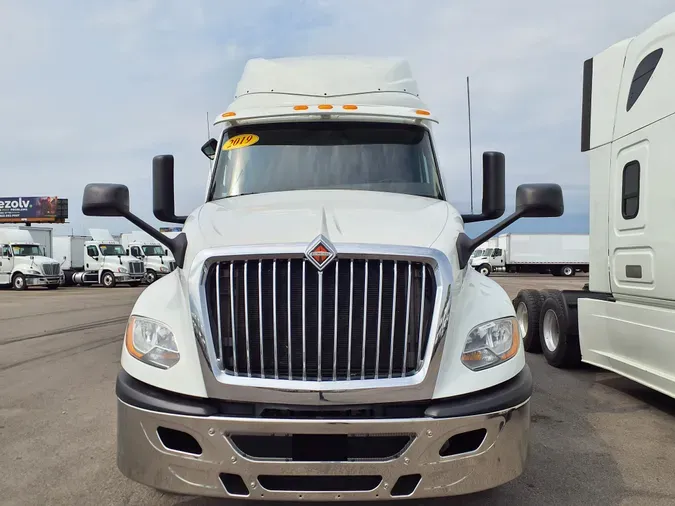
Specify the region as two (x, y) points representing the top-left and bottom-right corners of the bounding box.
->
(471, 233), (589, 276)
(0, 225), (53, 257)
(513, 13), (675, 400)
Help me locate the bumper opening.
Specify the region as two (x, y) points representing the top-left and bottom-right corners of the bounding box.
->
(220, 473), (250, 496)
(258, 475), (382, 493)
(229, 434), (413, 461)
(439, 428), (488, 457)
(156, 426), (202, 456)
(391, 474), (422, 497)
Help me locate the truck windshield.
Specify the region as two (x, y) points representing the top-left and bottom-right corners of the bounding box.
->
(211, 122), (444, 200)
(99, 244), (126, 256)
(142, 245), (165, 256)
(11, 244), (42, 256)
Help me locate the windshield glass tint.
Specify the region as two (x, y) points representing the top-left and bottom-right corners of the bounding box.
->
(142, 245), (165, 256)
(12, 244), (42, 256)
(99, 244), (126, 256)
(211, 122), (443, 200)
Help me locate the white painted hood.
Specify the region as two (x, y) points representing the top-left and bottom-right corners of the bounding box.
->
(181, 190), (464, 269)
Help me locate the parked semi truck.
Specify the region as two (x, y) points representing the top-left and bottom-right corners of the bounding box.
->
(120, 231), (176, 284)
(513, 13), (675, 400)
(471, 233), (589, 276)
(0, 229), (62, 290)
(82, 56), (564, 500)
(53, 229), (145, 287)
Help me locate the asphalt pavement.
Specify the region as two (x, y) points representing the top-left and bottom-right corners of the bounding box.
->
(1, 276), (673, 506)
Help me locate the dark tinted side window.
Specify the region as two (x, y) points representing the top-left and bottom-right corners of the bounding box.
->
(87, 246), (99, 257)
(621, 161), (640, 220)
(626, 48), (663, 111)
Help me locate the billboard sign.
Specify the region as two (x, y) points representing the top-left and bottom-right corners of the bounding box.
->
(0, 196), (64, 223)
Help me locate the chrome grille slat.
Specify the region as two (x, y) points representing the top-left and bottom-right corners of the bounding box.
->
(208, 256), (436, 382)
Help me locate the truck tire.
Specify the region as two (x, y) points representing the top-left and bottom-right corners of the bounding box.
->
(477, 263), (492, 276)
(538, 295), (581, 368)
(513, 289), (545, 353)
(145, 270), (157, 284)
(12, 273), (26, 291)
(560, 265), (575, 277)
(101, 271), (116, 288)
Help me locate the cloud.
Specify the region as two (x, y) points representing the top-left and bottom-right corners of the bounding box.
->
(0, 0), (672, 237)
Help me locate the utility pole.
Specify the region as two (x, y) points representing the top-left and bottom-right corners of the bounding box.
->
(467, 76), (474, 214)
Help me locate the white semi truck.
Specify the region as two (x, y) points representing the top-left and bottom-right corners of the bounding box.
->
(471, 233), (589, 277)
(82, 56), (564, 500)
(120, 231), (176, 284)
(0, 229), (62, 290)
(53, 229), (145, 287)
(513, 13), (675, 400)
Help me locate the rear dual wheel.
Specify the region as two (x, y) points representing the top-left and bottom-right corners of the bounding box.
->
(538, 291), (581, 368)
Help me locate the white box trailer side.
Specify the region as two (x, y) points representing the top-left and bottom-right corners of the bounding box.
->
(489, 233), (589, 276)
(0, 225), (53, 257)
(53, 236), (88, 271)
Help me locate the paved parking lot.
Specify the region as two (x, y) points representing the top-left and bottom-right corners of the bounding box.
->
(1, 275), (674, 505)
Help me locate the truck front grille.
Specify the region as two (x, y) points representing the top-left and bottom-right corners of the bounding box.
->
(43, 263), (60, 276)
(205, 258), (436, 381)
(129, 262), (144, 274)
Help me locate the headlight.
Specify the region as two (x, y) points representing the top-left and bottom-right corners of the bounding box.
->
(118, 267), (128, 273)
(124, 316), (180, 369)
(461, 317), (519, 371)
(27, 269), (41, 275)
(159, 266), (168, 273)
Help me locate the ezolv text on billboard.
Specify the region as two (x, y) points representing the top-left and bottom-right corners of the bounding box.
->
(0, 197), (59, 223)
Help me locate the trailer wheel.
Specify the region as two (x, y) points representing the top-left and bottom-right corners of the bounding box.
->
(539, 295), (581, 368)
(478, 264), (492, 276)
(12, 273), (26, 291)
(101, 271), (116, 288)
(560, 265), (575, 277)
(513, 289), (545, 353)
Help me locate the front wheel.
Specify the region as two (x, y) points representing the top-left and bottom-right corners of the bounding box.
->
(145, 270), (157, 284)
(478, 264), (492, 276)
(101, 272), (116, 288)
(12, 273), (26, 291)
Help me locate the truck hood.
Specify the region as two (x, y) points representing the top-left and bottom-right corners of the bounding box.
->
(14, 256), (59, 266)
(186, 190), (452, 251)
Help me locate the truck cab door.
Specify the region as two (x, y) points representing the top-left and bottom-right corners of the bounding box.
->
(491, 248), (505, 268)
(0, 245), (14, 284)
(86, 245), (102, 271)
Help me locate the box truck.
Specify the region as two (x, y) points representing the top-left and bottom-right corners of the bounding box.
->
(471, 233), (589, 276)
(513, 13), (675, 400)
(82, 56), (564, 500)
(53, 229), (145, 287)
(0, 229), (61, 289)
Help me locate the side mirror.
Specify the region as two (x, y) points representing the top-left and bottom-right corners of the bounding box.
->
(82, 183), (130, 217)
(125, 248), (129, 256)
(455, 180), (564, 269)
(461, 151), (506, 223)
(153, 155), (188, 224)
(201, 138), (217, 160)
(515, 183), (564, 217)
(165, 249), (169, 255)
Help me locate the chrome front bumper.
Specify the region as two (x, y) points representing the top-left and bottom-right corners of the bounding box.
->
(116, 369), (532, 500)
(114, 273), (144, 282)
(26, 275), (60, 286)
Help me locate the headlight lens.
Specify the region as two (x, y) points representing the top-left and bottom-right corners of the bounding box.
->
(461, 317), (519, 371)
(125, 316), (179, 369)
(28, 269), (41, 275)
(118, 267), (128, 273)
(159, 266), (168, 273)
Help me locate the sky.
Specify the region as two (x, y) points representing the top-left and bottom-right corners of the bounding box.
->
(1, 0), (674, 238)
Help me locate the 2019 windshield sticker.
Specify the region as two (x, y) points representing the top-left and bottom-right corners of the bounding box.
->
(222, 134), (260, 151)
